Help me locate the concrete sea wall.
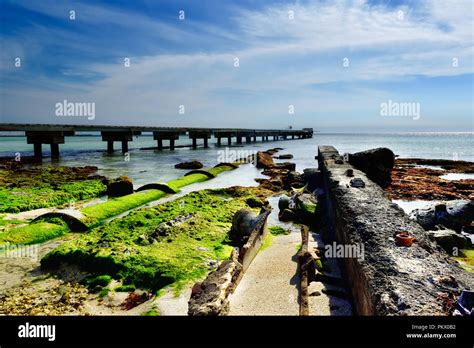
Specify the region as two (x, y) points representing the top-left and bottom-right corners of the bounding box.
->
(317, 145), (473, 315)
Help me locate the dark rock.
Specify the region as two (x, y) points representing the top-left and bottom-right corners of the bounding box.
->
(409, 200), (474, 232)
(427, 229), (469, 253)
(274, 162), (296, 171)
(256, 151), (274, 169)
(279, 208), (296, 222)
(293, 193), (318, 223)
(278, 195), (290, 211)
(350, 177), (365, 188)
(245, 197), (264, 208)
(275, 154), (293, 159)
(106, 176), (133, 197)
(303, 168), (322, 191)
(175, 161), (203, 169)
(229, 209), (262, 247)
(283, 171), (305, 190)
(348, 148), (395, 188)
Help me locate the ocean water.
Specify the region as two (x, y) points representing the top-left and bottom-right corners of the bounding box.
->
(0, 132), (472, 187)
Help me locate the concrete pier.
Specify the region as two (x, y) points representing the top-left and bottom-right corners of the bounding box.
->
(25, 130), (74, 159)
(189, 131), (211, 149)
(1, 124), (314, 158)
(101, 131), (141, 154)
(153, 131), (183, 151)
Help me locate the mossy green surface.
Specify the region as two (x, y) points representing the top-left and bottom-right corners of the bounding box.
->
(81, 165), (236, 226)
(42, 186), (271, 292)
(0, 165), (238, 247)
(98, 287), (110, 299)
(454, 249), (474, 273)
(81, 190), (168, 225)
(0, 215), (23, 227)
(141, 307), (160, 316)
(259, 233), (273, 251)
(85, 274), (112, 288)
(115, 284), (136, 292)
(0, 166), (106, 213)
(0, 221), (70, 245)
(268, 226), (290, 236)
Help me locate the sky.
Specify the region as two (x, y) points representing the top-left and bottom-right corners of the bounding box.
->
(0, 0), (473, 132)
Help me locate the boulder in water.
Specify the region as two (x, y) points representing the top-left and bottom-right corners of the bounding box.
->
(409, 200), (474, 232)
(275, 154), (293, 159)
(256, 151), (274, 169)
(175, 161), (203, 169)
(348, 148), (395, 188)
(106, 176), (133, 197)
(427, 229), (469, 253)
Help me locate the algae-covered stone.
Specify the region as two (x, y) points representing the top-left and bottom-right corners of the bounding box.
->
(106, 176), (134, 197)
(246, 197), (264, 208)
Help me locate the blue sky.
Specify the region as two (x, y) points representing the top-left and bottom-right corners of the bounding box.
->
(0, 0), (472, 131)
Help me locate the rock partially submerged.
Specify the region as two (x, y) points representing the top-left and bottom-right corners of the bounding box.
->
(427, 229), (469, 253)
(106, 176), (134, 197)
(175, 161), (203, 170)
(409, 200), (474, 232)
(348, 148), (395, 188)
(274, 154), (293, 159)
(256, 151), (274, 169)
(278, 193), (317, 224)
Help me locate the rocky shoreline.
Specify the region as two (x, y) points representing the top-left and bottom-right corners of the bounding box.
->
(0, 148), (473, 316)
(386, 158), (474, 201)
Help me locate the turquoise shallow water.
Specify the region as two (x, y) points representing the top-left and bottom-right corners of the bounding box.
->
(0, 132), (472, 186)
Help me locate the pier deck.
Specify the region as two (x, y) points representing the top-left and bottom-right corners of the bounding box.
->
(0, 124), (313, 158)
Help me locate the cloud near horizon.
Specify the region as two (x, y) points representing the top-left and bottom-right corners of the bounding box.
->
(0, 0), (473, 132)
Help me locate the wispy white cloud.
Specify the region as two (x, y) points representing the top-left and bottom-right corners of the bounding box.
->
(1, 0), (472, 129)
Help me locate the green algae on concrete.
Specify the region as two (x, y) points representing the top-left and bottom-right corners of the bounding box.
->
(1, 165), (239, 245)
(42, 186), (272, 292)
(0, 166), (106, 213)
(0, 220), (70, 245)
(81, 165), (237, 226)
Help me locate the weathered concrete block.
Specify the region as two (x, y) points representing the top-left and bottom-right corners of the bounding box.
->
(188, 250), (242, 316)
(318, 145), (473, 316)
